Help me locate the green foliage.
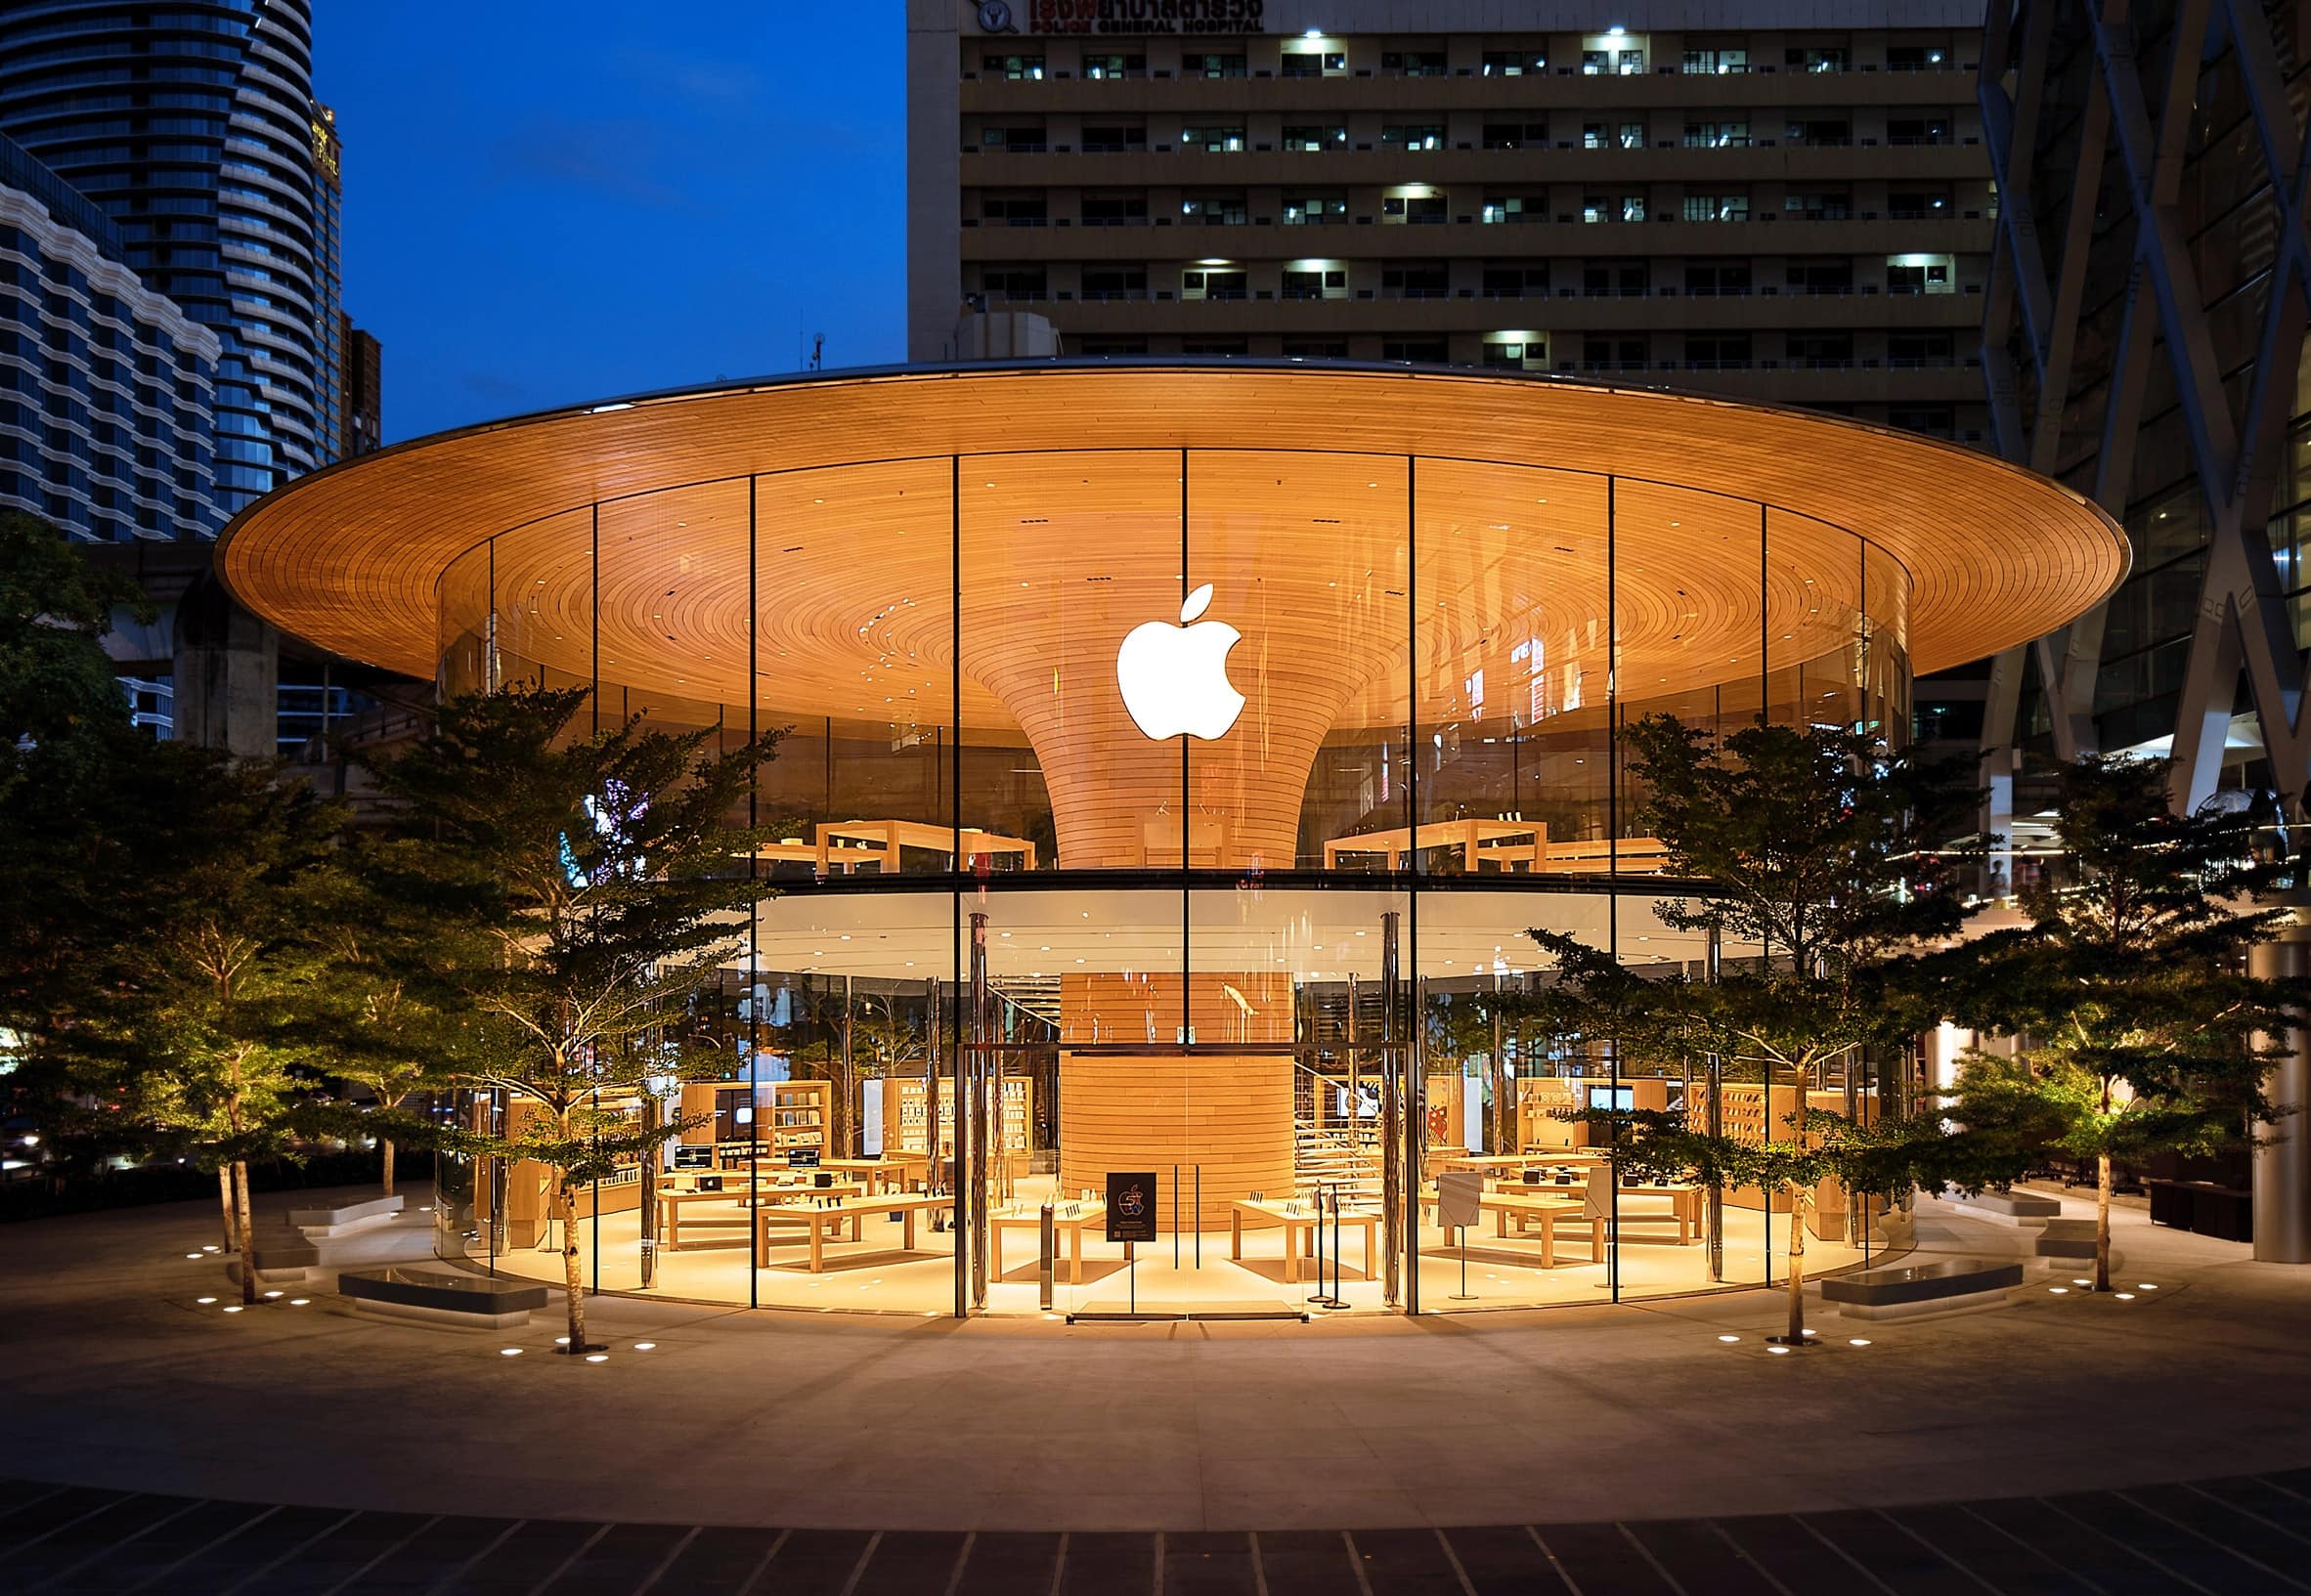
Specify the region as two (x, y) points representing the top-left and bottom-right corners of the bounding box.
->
(0, 510), (148, 803)
(1945, 756), (2298, 1182)
(359, 684), (783, 1159)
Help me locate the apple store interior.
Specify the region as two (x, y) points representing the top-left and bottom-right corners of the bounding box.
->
(419, 443), (1915, 1317)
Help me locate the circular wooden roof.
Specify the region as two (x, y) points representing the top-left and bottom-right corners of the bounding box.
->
(218, 363), (2126, 688)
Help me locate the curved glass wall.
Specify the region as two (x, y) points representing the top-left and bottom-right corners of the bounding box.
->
(433, 450), (1908, 1317)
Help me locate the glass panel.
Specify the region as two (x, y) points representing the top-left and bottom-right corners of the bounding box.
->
(1411, 458), (1611, 873)
(1766, 507), (1867, 732)
(1184, 450), (1410, 872)
(594, 480), (750, 739)
(490, 506), (595, 700)
(960, 451), (1186, 871)
(436, 536), (499, 697)
(756, 459), (958, 879)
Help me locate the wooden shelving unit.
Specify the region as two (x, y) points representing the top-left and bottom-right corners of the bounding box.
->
(766, 1080), (830, 1159)
(883, 1074), (1034, 1161)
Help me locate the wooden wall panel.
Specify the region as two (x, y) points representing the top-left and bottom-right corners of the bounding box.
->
(1059, 1051), (1295, 1232)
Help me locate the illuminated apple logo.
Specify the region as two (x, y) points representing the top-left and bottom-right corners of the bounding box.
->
(1116, 582), (1245, 741)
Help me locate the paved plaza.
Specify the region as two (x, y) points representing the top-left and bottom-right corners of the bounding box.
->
(5, 1179), (2308, 1575)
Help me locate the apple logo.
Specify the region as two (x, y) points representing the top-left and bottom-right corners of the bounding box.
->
(1116, 582), (1245, 741)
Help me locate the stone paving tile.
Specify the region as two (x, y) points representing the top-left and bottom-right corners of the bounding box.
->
(1874, 1502), (2098, 1596)
(7, 1476), (2311, 1594)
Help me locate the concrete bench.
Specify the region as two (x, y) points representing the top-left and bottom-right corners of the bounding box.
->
(1949, 1189), (2062, 1227)
(287, 1192), (404, 1238)
(339, 1267), (548, 1330)
(1819, 1257), (2025, 1320)
(2034, 1219), (2105, 1263)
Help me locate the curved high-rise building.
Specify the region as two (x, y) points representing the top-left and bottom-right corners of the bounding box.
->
(0, 0), (343, 515)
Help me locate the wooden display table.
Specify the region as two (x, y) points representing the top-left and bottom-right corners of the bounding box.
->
(989, 1201), (1107, 1283)
(658, 1179), (864, 1251)
(817, 1154), (931, 1194)
(1612, 1181), (1704, 1244)
(1441, 1152), (1608, 1180)
(1323, 819), (1543, 874)
(1229, 1198), (1377, 1283)
(755, 1191), (957, 1271)
(818, 818), (1036, 876)
(1471, 1192), (1607, 1268)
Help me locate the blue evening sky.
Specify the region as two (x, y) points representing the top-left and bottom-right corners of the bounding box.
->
(324, 3), (906, 445)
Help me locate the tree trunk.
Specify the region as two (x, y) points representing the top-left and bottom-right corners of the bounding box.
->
(2095, 1152), (2114, 1293)
(231, 1159), (259, 1306)
(217, 1165), (237, 1254)
(557, 1175), (588, 1351)
(381, 1138), (397, 1198)
(1785, 1188), (1808, 1344)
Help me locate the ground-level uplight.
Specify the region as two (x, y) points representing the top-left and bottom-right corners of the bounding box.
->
(2049, 1286), (2070, 1294)
(585, 1353), (608, 1363)
(185, 1252), (202, 1259)
(500, 1348), (523, 1357)
(263, 1290), (283, 1299)
(202, 1245), (220, 1253)
(1849, 1338), (1872, 1347)
(2115, 1293), (2135, 1301)
(632, 1342), (655, 1351)
(196, 1297), (217, 1306)
(222, 1304), (243, 1314)
(1767, 1344), (1792, 1355)
(2138, 1283), (2158, 1290)
(1718, 1334), (1740, 1343)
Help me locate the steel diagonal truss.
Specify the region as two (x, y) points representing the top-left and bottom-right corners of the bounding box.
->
(1979, 0), (2311, 809)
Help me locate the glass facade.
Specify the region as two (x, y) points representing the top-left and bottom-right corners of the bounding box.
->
(429, 448), (1909, 1317)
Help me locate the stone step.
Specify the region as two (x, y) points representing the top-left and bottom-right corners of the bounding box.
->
(1950, 1189), (2063, 1226)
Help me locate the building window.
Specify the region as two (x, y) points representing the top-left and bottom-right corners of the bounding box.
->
(1281, 268), (1348, 300)
(1888, 191), (1951, 219)
(1381, 124), (1447, 151)
(1182, 125), (1246, 152)
(1683, 262), (1752, 296)
(1382, 50), (1448, 76)
(1787, 258), (1854, 292)
(1888, 332), (1955, 366)
(1786, 118), (1852, 147)
(1582, 196), (1610, 224)
(1481, 194), (1543, 224)
(1283, 193), (1348, 225)
(981, 54), (1045, 79)
(1583, 261), (1648, 297)
(1784, 191), (1852, 220)
(1281, 49), (1345, 77)
(1282, 338), (1349, 358)
(1182, 194), (1246, 226)
(1182, 338), (1249, 355)
(1886, 44), (1948, 70)
(1082, 53), (1146, 79)
(1789, 332), (1854, 367)
(1483, 338), (1548, 370)
(1382, 337), (1449, 363)
(1582, 335), (1648, 370)
(1583, 123), (1609, 150)
(1482, 122), (1548, 150)
(1889, 404), (1956, 438)
(1682, 46), (1748, 73)
(1888, 117), (1951, 146)
(1382, 191), (1448, 224)
(1082, 268), (1148, 299)
(981, 195), (1048, 225)
(1887, 255), (1954, 294)
(1683, 334), (1752, 369)
(1381, 263), (1450, 298)
(1481, 264), (1548, 298)
(1682, 120), (1749, 148)
(1082, 125), (1147, 151)
(1180, 270), (1246, 301)
(981, 267), (1047, 300)
(1621, 194), (1647, 222)
(1481, 50), (1546, 75)
(1582, 34), (1647, 73)
(1788, 45), (1849, 72)
(1183, 52), (1246, 78)
(1282, 124), (1348, 151)
(1081, 193), (1149, 226)
(1682, 193), (1749, 222)
(980, 124), (1046, 151)
(1076, 337), (1150, 356)
(1620, 122), (1646, 149)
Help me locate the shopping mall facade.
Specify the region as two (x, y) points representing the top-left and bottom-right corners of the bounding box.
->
(219, 362), (2125, 1318)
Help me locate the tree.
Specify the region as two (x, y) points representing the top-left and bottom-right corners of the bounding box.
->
(1518, 715), (1982, 1343)
(363, 685), (780, 1352)
(0, 510), (146, 803)
(57, 750), (350, 1303)
(1945, 756), (2302, 1290)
